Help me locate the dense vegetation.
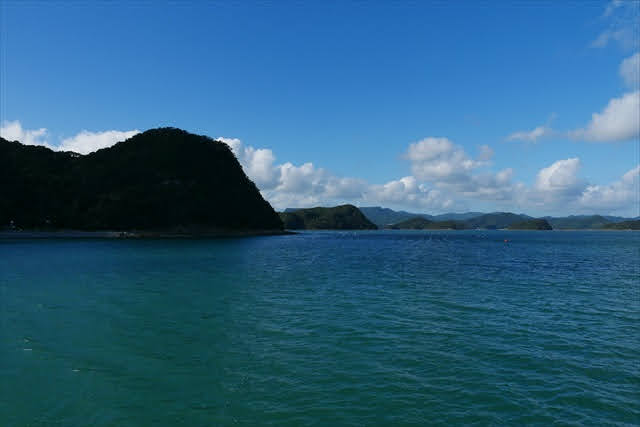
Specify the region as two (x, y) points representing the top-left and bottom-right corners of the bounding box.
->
(387, 217), (468, 230)
(544, 215), (611, 230)
(360, 206), (484, 227)
(601, 220), (640, 230)
(464, 213), (531, 229)
(0, 128), (283, 231)
(359, 207), (422, 227)
(279, 205), (377, 230)
(507, 219), (553, 230)
(365, 207), (639, 230)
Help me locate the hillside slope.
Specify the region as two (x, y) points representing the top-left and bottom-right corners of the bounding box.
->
(0, 128), (283, 231)
(280, 205), (377, 230)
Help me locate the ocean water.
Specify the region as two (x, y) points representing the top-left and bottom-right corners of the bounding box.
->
(1, 230), (638, 426)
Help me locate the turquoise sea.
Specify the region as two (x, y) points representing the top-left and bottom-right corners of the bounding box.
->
(1, 231), (638, 426)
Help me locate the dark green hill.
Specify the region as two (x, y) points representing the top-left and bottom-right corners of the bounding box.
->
(359, 206), (485, 227)
(387, 217), (468, 230)
(601, 220), (640, 230)
(465, 212), (530, 229)
(359, 206), (429, 227)
(279, 205), (377, 230)
(0, 128), (283, 232)
(545, 215), (611, 229)
(507, 219), (553, 230)
(433, 212), (484, 221)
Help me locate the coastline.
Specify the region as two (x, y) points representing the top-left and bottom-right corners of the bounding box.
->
(0, 229), (294, 239)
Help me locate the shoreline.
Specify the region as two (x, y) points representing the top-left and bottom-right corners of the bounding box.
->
(0, 229), (294, 239)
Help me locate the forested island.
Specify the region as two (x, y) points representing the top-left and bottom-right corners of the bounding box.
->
(601, 220), (640, 230)
(279, 205), (377, 230)
(507, 219), (553, 230)
(387, 217), (467, 230)
(1, 128), (284, 236)
(361, 207), (638, 230)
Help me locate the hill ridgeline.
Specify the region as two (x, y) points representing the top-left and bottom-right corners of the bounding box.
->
(0, 128), (283, 233)
(279, 205), (378, 230)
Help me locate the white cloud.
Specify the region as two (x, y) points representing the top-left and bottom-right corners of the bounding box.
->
(219, 136), (460, 211)
(406, 137), (481, 183)
(534, 158), (585, 195)
(58, 129), (140, 154)
(592, 1), (639, 50)
(522, 158), (639, 215)
(513, 56), (639, 145)
(578, 165), (640, 213)
(620, 52), (640, 88)
(570, 91), (640, 142)
(0, 120), (50, 147)
(0, 120), (139, 154)
(507, 125), (554, 142)
(363, 176), (454, 210)
(404, 137), (516, 201)
(219, 136), (370, 209)
(219, 136), (280, 189)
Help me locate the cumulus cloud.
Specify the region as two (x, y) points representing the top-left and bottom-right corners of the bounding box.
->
(620, 52), (640, 88)
(0, 120), (50, 147)
(513, 56), (639, 144)
(521, 158), (639, 215)
(219, 136), (461, 211)
(0, 120), (139, 154)
(58, 129), (140, 154)
(363, 176), (454, 210)
(534, 158), (586, 198)
(219, 136), (372, 209)
(578, 165), (640, 213)
(570, 91), (640, 142)
(218, 136), (279, 189)
(404, 137), (516, 201)
(406, 137), (481, 183)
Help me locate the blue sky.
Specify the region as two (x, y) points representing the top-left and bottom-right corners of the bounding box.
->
(1, 1), (638, 216)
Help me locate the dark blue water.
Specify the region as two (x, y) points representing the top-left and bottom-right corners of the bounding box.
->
(1, 231), (638, 426)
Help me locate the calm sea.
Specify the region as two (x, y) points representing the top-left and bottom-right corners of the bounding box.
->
(1, 231), (638, 426)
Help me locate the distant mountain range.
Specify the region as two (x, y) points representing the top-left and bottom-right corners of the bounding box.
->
(387, 217), (468, 230)
(349, 206), (638, 230)
(507, 219), (553, 230)
(351, 207), (485, 226)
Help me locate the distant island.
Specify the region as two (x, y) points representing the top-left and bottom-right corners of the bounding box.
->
(600, 220), (640, 230)
(359, 206), (483, 226)
(387, 217), (467, 230)
(507, 219), (553, 230)
(0, 128), (284, 236)
(279, 205), (377, 230)
(359, 207), (638, 230)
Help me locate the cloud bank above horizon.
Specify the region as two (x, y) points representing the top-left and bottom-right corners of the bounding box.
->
(0, 121), (140, 155)
(3, 119), (637, 217)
